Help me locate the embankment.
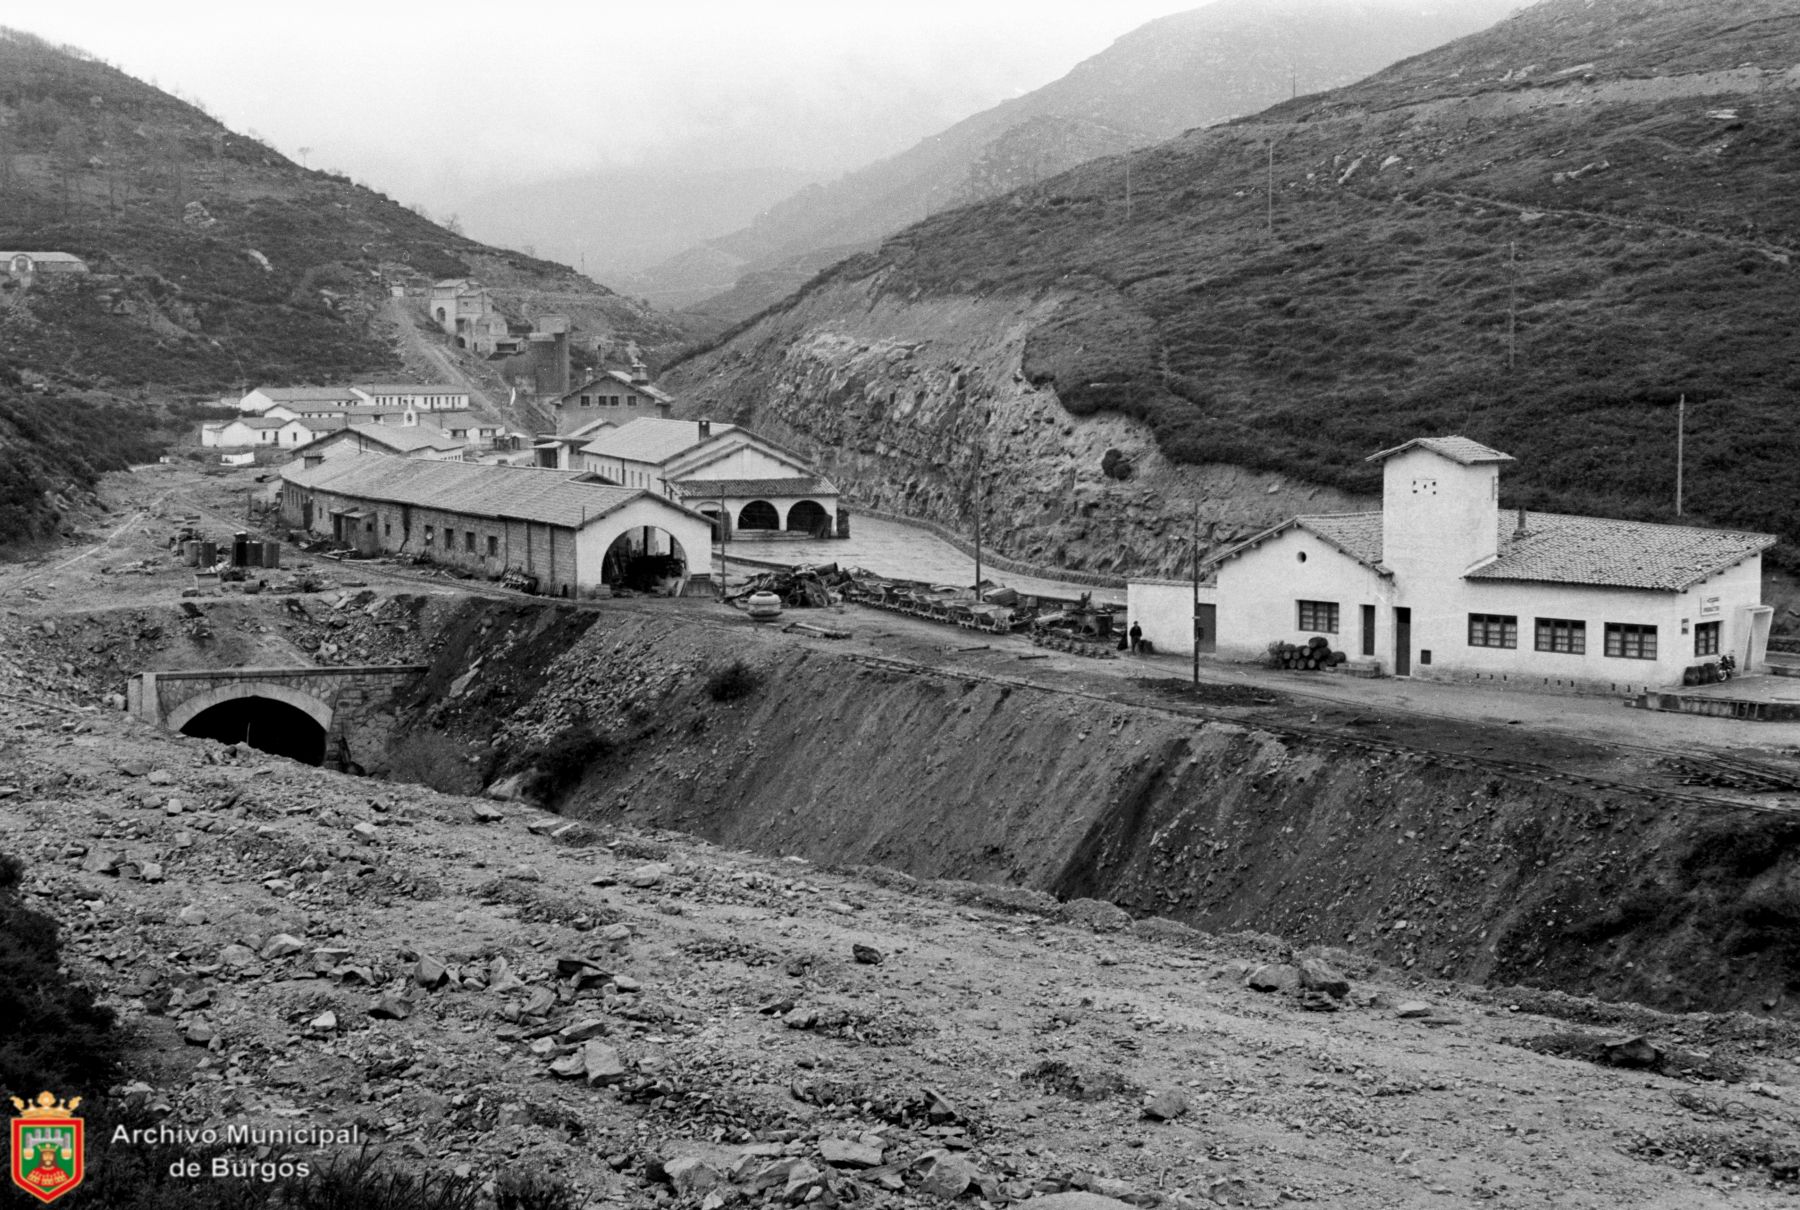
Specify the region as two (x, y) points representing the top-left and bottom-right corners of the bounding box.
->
(377, 600), (1800, 1015)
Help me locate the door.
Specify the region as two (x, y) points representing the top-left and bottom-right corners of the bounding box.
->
(1394, 607), (1412, 676)
(1194, 603), (1217, 654)
(1361, 604), (1375, 657)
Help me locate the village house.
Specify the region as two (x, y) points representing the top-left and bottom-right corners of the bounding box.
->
(428, 280), (520, 355)
(203, 414), (351, 448)
(236, 386), (361, 415)
(577, 417), (840, 538)
(1127, 436), (1775, 693)
(551, 367), (674, 433)
(351, 383), (472, 412)
(534, 417), (616, 470)
(278, 453), (712, 597)
(294, 424), (467, 465)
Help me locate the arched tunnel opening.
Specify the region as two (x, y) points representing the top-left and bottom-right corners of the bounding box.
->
(180, 696), (327, 766)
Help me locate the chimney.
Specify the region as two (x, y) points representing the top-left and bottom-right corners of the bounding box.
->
(1514, 505), (1527, 538)
(698, 419), (712, 441)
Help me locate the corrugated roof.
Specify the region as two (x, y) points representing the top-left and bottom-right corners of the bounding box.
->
(580, 418), (738, 464)
(1367, 435), (1514, 465)
(1471, 512), (1776, 591)
(281, 454), (705, 530)
(669, 476), (838, 498)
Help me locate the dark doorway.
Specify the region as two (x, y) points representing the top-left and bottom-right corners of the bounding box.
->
(181, 696), (326, 765)
(1361, 604), (1375, 657)
(1394, 607), (1412, 677)
(738, 500), (779, 530)
(1194, 603), (1216, 653)
(786, 500), (829, 534)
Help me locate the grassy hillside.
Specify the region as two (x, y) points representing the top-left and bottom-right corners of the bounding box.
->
(0, 27), (675, 395)
(717, 0), (1800, 555)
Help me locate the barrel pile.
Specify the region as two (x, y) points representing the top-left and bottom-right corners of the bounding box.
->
(1267, 636), (1347, 671)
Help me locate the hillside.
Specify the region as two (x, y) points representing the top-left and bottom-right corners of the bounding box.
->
(0, 27), (681, 396)
(642, 0), (1517, 320)
(665, 0), (1800, 579)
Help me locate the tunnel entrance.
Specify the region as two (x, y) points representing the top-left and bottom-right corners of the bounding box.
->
(180, 696), (327, 765)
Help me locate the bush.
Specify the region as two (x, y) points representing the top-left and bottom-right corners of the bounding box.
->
(514, 726), (615, 802)
(0, 853), (123, 1099)
(706, 660), (761, 702)
(385, 730), (487, 796)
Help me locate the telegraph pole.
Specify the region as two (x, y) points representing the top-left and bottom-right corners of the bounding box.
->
(1191, 505), (1201, 685)
(717, 483), (729, 597)
(972, 442), (983, 599)
(1507, 241), (1518, 372)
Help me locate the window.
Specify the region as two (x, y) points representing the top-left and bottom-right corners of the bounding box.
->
(465, 531), (476, 552)
(580, 395), (591, 407)
(1695, 620), (1721, 657)
(1467, 613), (1517, 648)
(384, 521), (392, 537)
(1297, 600), (1338, 633)
(1604, 623), (1657, 660)
(486, 535), (499, 557)
(1535, 618), (1586, 654)
(424, 525), (434, 546)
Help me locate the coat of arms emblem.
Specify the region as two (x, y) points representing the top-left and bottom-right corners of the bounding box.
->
(9, 1092), (84, 1204)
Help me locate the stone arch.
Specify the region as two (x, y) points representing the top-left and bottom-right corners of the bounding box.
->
(738, 500), (778, 531)
(786, 500), (829, 533)
(164, 681), (334, 735)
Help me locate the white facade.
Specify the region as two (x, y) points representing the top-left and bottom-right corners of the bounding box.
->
(1130, 437), (1774, 691)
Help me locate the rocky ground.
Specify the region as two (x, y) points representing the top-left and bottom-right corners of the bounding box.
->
(2, 463), (1799, 1208)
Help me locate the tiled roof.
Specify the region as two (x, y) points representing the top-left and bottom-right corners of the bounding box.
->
(1211, 508), (1774, 591)
(281, 454), (703, 530)
(235, 417), (287, 430)
(1367, 435), (1514, 465)
(306, 426), (463, 453)
(580, 418), (738, 465)
(669, 476), (838, 498)
(560, 372), (673, 405)
(289, 415), (350, 431)
(1470, 512), (1776, 591)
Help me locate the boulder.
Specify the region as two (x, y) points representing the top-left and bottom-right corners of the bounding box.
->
(582, 1041), (627, 1086)
(663, 1156), (725, 1197)
(820, 1137), (884, 1168)
(259, 933), (306, 960)
(1245, 964), (1301, 994)
(1142, 1088), (1190, 1121)
(1298, 957), (1350, 999)
(414, 955), (449, 989)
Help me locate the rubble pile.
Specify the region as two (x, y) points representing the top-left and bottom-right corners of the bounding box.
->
(727, 563), (859, 609)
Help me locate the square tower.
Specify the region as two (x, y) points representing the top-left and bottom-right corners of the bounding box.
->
(1368, 436), (1513, 580)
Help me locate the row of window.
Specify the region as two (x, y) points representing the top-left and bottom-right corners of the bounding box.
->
(421, 525), (500, 556)
(1296, 601), (1717, 661)
(577, 394), (641, 408)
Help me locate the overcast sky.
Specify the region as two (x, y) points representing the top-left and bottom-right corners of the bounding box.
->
(5, 0), (1219, 204)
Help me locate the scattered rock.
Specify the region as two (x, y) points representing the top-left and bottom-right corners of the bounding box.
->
(1142, 1088), (1190, 1121)
(259, 933), (306, 960)
(309, 1011), (338, 1032)
(820, 1137), (884, 1168)
(1298, 957), (1350, 999)
(470, 802), (505, 822)
(368, 994), (413, 1021)
(1019, 1193), (1139, 1210)
(627, 862), (671, 888)
(852, 944), (884, 965)
(664, 1156), (725, 1197)
(414, 954), (449, 989)
(916, 1151), (978, 1199)
(1396, 1001), (1433, 1019)
(219, 944), (258, 967)
(176, 903), (208, 926)
(1602, 1035), (1663, 1069)
(582, 1041), (627, 1086)
(146, 769), (173, 785)
(1246, 964), (1301, 994)
(183, 1023), (215, 1046)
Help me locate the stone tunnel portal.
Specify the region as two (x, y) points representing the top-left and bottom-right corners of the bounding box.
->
(179, 695), (328, 765)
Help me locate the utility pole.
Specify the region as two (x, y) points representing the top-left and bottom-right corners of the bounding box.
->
(1124, 152), (1132, 224)
(1191, 505), (1201, 686)
(972, 442), (983, 600)
(1676, 394), (1686, 516)
(718, 483), (729, 598)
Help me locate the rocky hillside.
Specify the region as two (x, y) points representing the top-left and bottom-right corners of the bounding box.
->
(0, 27), (679, 397)
(646, 0), (1515, 320)
(665, 0), (1800, 579)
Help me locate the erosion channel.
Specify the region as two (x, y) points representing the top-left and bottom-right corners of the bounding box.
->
(304, 595), (1800, 1019)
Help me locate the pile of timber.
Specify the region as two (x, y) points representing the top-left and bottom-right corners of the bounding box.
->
(726, 563), (855, 609)
(1268, 636), (1347, 671)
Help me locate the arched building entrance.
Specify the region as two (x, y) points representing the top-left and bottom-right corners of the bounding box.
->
(787, 500), (829, 534)
(602, 528), (690, 593)
(738, 500), (779, 531)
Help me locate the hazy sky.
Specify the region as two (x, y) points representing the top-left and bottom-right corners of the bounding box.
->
(5, 0), (1212, 205)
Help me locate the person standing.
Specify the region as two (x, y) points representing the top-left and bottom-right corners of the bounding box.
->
(1128, 621), (1143, 654)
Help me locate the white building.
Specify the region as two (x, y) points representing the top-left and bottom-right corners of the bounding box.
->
(236, 386), (361, 415)
(1128, 436), (1775, 692)
(578, 417), (839, 537)
(351, 383), (472, 412)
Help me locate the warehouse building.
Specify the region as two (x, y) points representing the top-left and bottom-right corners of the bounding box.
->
(279, 453), (713, 596)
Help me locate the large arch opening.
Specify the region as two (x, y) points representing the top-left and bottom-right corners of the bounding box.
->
(602, 528), (689, 594)
(180, 696), (327, 765)
(738, 500), (778, 531)
(787, 500), (829, 534)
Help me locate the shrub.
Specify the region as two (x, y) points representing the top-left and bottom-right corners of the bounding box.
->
(706, 659), (761, 702)
(513, 725), (616, 802)
(495, 1170), (581, 1210)
(0, 852), (123, 1099)
(385, 730), (487, 796)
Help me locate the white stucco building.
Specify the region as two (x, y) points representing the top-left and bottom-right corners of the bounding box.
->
(1129, 436), (1775, 692)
